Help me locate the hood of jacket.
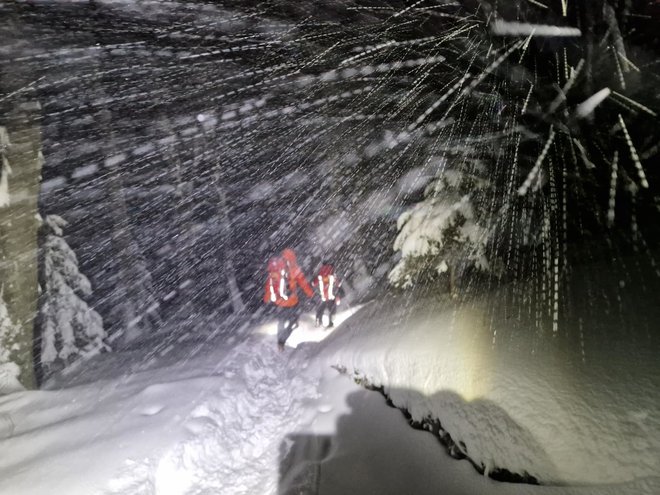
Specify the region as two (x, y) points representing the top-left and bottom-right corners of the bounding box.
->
(281, 248), (298, 267)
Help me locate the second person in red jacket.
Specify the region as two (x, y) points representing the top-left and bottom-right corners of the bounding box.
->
(312, 262), (343, 328)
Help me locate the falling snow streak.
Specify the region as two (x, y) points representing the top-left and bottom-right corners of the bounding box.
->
(547, 152), (561, 336)
(490, 21), (581, 38)
(518, 126), (555, 196)
(608, 151), (619, 227)
(408, 73), (471, 132)
(611, 91), (658, 118)
(547, 58), (584, 114)
(575, 87), (610, 118)
(525, 0), (549, 9)
(618, 114), (649, 189)
(521, 83), (534, 114)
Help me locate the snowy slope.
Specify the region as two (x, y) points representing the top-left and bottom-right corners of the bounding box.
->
(317, 287), (660, 487)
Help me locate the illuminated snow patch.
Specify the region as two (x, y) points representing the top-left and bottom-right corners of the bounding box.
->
(286, 306), (363, 348)
(255, 306), (363, 348)
(253, 320), (278, 337)
(154, 451), (194, 495)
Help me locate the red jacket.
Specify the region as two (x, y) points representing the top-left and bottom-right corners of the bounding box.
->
(263, 249), (313, 308)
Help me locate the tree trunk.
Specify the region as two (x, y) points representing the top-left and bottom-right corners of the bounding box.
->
(215, 175), (245, 314)
(0, 104), (43, 389)
(105, 151), (162, 346)
(159, 116), (190, 290)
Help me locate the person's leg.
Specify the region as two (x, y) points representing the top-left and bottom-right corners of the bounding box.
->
(276, 309), (288, 351)
(315, 302), (325, 326)
(277, 307), (297, 350)
(327, 300), (337, 327)
(289, 305), (300, 330)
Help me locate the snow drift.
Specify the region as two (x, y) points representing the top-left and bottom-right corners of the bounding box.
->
(317, 281), (660, 486)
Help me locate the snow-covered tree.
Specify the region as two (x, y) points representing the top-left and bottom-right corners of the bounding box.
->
(39, 215), (107, 375)
(389, 167), (491, 293)
(0, 290), (24, 394)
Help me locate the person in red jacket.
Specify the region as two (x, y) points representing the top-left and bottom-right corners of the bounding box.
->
(312, 262), (342, 328)
(263, 248), (314, 351)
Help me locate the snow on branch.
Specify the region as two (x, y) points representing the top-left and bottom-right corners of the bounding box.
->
(389, 168), (491, 290)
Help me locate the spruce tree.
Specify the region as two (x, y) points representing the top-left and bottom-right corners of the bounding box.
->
(39, 215), (107, 376)
(389, 167), (491, 293)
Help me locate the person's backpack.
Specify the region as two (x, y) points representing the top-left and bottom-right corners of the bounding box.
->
(267, 257), (292, 302)
(316, 263), (341, 301)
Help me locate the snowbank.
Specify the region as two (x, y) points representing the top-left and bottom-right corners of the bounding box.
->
(317, 286), (660, 487)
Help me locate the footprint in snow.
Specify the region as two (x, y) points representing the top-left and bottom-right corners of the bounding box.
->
(183, 415), (218, 435)
(139, 405), (164, 416)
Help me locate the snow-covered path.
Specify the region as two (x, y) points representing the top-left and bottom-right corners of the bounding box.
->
(114, 337), (324, 495)
(0, 332), (324, 495)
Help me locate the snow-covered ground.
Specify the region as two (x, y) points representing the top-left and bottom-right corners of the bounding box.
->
(319, 298), (660, 485)
(317, 261), (660, 489)
(1, 296), (659, 495)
